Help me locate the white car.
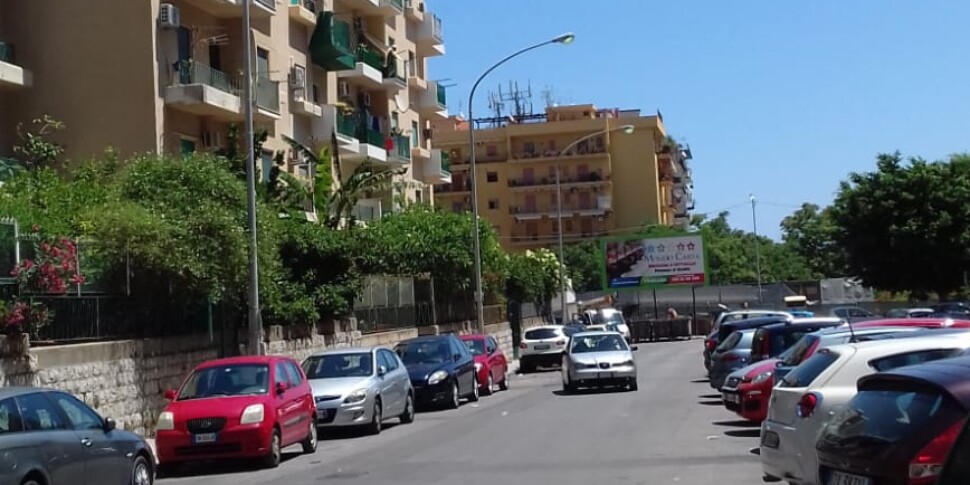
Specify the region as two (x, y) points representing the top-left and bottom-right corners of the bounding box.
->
(519, 325), (571, 373)
(760, 332), (970, 485)
(593, 308), (632, 342)
(561, 331), (638, 392)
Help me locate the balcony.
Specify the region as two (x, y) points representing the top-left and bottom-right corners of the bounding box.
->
(165, 60), (242, 120)
(416, 13), (444, 57)
(508, 172), (610, 191)
(192, 0), (275, 18)
(404, 0), (424, 21)
(418, 81), (447, 119)
(510, 142), (608, 163)
(342, 124), (387, 163)
(405, 60), (427, 90)
(0, 42), (31, 88)
(309, 12), (355, 71)
(510, 198), (613, 221)
(336, 45), (385, 88)
(291, 89), (322, 117)
(255, 77), (280, 118)
(387, 135), (411, 165)
(341, 0), (400, 16)
(352, 198), (383, 223)
(288, 0), (316, 26)
(420, 149), (451, 184)
(435, 177), (471, 195)
(383, 57), (407, 91)
(313, 105), (360, 156)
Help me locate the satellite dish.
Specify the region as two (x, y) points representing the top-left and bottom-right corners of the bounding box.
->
(393, 94), (408, 112)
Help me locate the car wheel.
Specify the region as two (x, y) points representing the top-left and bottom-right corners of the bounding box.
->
(629, 379), (639, 392)
(448, 381), (460, 409)
(468, 376), (480, 402)
(499, 370), (510, 391)
(482, 373), (494, 396)
(132, 455), (153, 485)
(400, 392), (415, 424)
(263, 428), (282, 468)
(22, 480), (42, 485)
(368, 399), (383, 435)
(301, 419), (317, 453)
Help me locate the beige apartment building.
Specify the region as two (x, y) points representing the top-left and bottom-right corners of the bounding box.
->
(431, 104), (695, 251)
(0, 0), (450, 217)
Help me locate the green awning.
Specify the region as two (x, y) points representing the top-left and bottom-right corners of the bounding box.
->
(309, 11), (355, 71)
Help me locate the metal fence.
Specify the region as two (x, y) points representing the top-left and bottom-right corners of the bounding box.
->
(354, 276), (421, 334)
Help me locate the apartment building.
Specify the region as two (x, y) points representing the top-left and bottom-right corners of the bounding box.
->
(431, 104), (694, 251)
(0, 0), (450, 217)
(658, 138), (694, 228)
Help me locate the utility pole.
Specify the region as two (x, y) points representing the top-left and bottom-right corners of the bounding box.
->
(242, 0), (262, 354)
(750, 194), (763, 304)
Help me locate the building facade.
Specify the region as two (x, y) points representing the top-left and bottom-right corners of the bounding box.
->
(0, 0), (449, 217)
(431, 104), (693, 251)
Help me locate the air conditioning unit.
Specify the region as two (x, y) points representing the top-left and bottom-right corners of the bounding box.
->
(338, 81), (350, 97)
(159, 3), (180, 29)
(289, 65), (306, 88)
(362, 92), (372, 106)
(202, 131), (222, 150)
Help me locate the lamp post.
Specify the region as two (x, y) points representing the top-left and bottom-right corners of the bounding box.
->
(241, 0), (262, 354)
(750, 193), (763, 304)
(555, 125), (635, 324)
(467, 33), (574, 332)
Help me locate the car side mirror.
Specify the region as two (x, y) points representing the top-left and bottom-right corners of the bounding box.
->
(275, 381), (289, 395)
(163, 389), (177, 401)
(103, 417), (116, 432)
(775, 361), (785, 368)
(378, 365), (388, 377)
(630, 345), (639, 352)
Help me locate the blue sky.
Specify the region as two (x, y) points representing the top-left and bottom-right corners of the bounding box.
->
(426, 0), (970, 239)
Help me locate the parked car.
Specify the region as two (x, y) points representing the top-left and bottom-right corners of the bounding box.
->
(824, 305), (880, 322)
(709, 328), (759, 390)
(155, 355), (317, 472)
(703, 311), (793, 370)
(519, 325), (571, 373)
(760, 333), (970, 485)
(937, 396), (970, 485)
(459, 334), (510, 395)
(816, 356), (970, 485)
(561, 331), (638, 393)
(395, 335), (478, 409)
(591, 308), (632, 342)
(0, 387), (156, 485)
(302, 347), (414, 435)
(886, 307), (936, 318)
(749, 318), (844, 363)
(848, 317), (970, 330)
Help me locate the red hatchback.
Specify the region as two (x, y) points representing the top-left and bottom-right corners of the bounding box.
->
(155, 355), (317, 472)
(459, 334), (510, 395)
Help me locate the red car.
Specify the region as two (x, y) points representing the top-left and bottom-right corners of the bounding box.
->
(459, 334), (510, 395)
(722, 358), (780, 422)
(155, 355), (317, 472)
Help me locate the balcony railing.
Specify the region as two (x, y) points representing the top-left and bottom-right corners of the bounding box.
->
(440, 151), (450, 173)
(336, 111), (357, 137)
(385, 0), (404, 10)
(174, 60), (240, 94)
(510, 203), (611, 215)
(356, 45), (384, 71)
(0, 42), (13, 63)
(507, 172), (607, 188)
(255, 77), (280, 113)
(431, 14), (443, 39)
(290, 0), (316, 11)
(436, 179), (471, 193)
(435, 81), (447, 107)
(363, 128), (384, 148)
(254, 0), (276, 11)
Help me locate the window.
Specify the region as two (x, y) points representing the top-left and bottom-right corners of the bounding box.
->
(779, 350), (839, 388)
(51, 393), (103, 430)
(180, 138), (196, 157)
(312, 84), (321, 103)
(870, 349), (961, 372)
(274, 362), (289, 386)
(486, 337), (498, 354)
(449, 338), (467, 358)
(256, 48), (269, 78)
(411, 121), (419, 147)
(16, 392), (66, 431)
(0, 398), (23, 434)
(391, 112), (400, 131)
(486, 172), (498, 183)
(304, 353), (374, 378)
(523, 141), (535, 155)
(260, 150), (274, 183)
(283, 361), (304, 386)
(379, 349), (399, 371)
(488, 199), (499, 210)
(208, 44), (223, 71)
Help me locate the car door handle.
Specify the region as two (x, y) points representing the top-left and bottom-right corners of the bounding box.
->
(81, 438), (92, 447)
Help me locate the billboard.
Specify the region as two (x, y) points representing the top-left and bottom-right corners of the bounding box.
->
(603, 234), (706, 289)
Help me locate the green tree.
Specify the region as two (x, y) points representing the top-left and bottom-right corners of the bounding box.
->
(506, 249), (561, 310)
(13, 115), (65, 172)
(780, 203), (847, 278)
(830, 152), (970, 298)
(562, 241), (603, 292)
(693, 212), (812, 284)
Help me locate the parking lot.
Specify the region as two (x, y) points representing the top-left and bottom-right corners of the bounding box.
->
(161, 339), (761, 485)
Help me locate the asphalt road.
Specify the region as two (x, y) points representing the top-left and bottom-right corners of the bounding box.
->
(162, 339), (762, 485)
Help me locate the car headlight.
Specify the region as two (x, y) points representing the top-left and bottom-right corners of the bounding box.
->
(474, 362), (483, 372)
(343, 388), (368, 404)
(157, 411), (174, 431)
(617, 360), (635, 367)
(575, 362), (596, 369)
(751, 371), (774, 384)
(240, 404), (265, 425)
(428, 370), (449, 385)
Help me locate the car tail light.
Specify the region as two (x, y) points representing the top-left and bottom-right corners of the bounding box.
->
(796, 392), (820, 418)
(722, 353), (740, 362)
(908, 420), (964, 484)
(519, 342), (527, 349)
(705, 339), (716, 351)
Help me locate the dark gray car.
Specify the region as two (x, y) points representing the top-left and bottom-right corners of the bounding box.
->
(0, 387), (155, 485)
(709, 329), (757, 390)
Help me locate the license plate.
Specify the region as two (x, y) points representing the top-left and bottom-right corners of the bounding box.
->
(723, 393), (739, 403)
(534, 344), (550, 350)
(598, 372), (614, 379)
(827, 471), (871, 485)
(191, 433), (217, 444)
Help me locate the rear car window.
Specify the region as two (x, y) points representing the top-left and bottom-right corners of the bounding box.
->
(717, 332), (743, 352)
(525, 328), (560, 340)
(782, 335), (820, 366)
(820, 390), (957, 446)
(779, 350), (839, 388)
(869, 349), (962, 372)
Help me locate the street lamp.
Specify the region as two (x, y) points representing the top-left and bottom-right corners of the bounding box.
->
(750, 193), (763, 303)
(241, 0), (262, 354)
(555, 125), (635, 323)
(467, 32), (574, 332)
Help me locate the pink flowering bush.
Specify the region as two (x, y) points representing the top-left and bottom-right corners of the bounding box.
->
(2, 225), (84, 334)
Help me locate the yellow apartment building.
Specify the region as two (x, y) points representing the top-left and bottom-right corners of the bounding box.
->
(431, 104), (694, 251)
(0, 0), (450, 218)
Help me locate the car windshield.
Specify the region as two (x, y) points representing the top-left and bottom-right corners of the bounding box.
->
(463, 339), (486, 356)
(570, 334), (629, 354)
(178, 364), (269, 400)
(303, 353), (373, 379)
(396, 340), (451, 365)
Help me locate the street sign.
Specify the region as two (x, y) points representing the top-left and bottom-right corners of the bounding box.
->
(602, 234), (707, 290)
